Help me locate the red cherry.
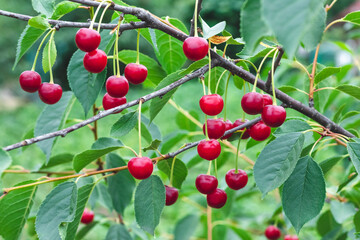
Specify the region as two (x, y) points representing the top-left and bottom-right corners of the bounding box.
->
(127, 157), (153, 180)
(124, 63), (148, 85)
(165, 186), (179, 206)
(220, 119), (233, 139)
(182, 37), (209, 61)
(195, 174), (218, 194)
(250, 121), (271, 141)
(102, 93), (126, 113)
(19, 70), (42, 93)
(105, 76), (129, 98)
(83, 49), (107, 73)
(202, 119), (225, 139)
(81, 208), (94, 224)
(38, 83), (62, 105)
(75, 28), (101, 52)
(207, 188), (227, 208)
(263, 94), (273, 106)
(284, 235), (299, 240)
(241, 92), (264, 115)
(233, 119), (251, 139)
(225, 169), (248, 190)
(261, 105), (286, 128)
(265, 226), (281, 240)
(197, 139), (221, 161)
(199, 94), (224, 116)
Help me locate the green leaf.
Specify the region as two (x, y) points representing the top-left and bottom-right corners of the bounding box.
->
(175, 110), (200, 132)
(343, 11), (360, 25)
(341, 111), (360, 122)
(143, 139), (162, 152)
(282, 156), (326, 233)
(241, 0), (269, 53)
(222, 30), (244, 46)
(0, 181), (37, 240)
(204, 67), (228, 96)
(51, 1), (80, 19)
(157, 158), (188, 189)
(230, 226), (253, 240)
(32, 0), (56, 18)
(336, 85), (360, 100)
(174, 215), (199, 240)
(105, 224), (133, 240)
(333, 104), (346, 123)
(39, 153), (73, 170)
(347, 142), (360, 176)
(42, 37), (56, 73)
(200, 19), (226, 39)
(0, 149), (12, 178)
(254, 133), (305, 196)
(273, 120), (311, 137)
(319, 156), (343, 175)
(161, 131), (188, 153)
(73, 138), (123, 172)
(314, 67), (341, 85)
(135, 175), (165, 235)
(317, 210), (340, 237)
(110, 111), (138, 138)
(354, 211), (360, 232)
(35, 92), (74, 161)
(28, 16), (51, 30)
(106, 154), (135, 215)
(75, 221), (97, 240)
(330, 201), (356, 224)
(180, 58), (208, 75)
(35, 182), (77, 240)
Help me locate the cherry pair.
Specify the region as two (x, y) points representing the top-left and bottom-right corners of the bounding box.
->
(103, 75), (128, 113)
(195, 174), (227, 208)
(203, 118), (250, 140)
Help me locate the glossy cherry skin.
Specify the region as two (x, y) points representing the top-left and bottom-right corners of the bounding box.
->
(105, 76), (129, 98)
(183, 37), (209, 61)
(250, 121), (271, 141)
(102, 93), (126, 113)
(19, 71), (42, 93)
(284, 235), (299, 240)
(195, 174), (218, 194)
(265, 226), (281, 240)
(207, 189), (227, 208)
(124, 63), (148, 85)
(83, 49), (107, 73)
(233, 119), (251, 139)
(202, 119), (225, 139)
(81, 208), (94, 224)
(220, 119), (233, 139)
(241, 92), (264, 115)
(225, 169), (248, 190)
(165, 186), (179, 206)
(263, 94), (273, 107)
(197, 139), (221, 161)
(199, 94), (224, 116)
(262, 105), (286, 128)
(75, 28), (101, 52)
(38, 83), (62, 105)
(128, 157), (153, 180)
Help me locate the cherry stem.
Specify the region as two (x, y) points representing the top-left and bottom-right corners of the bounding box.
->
(223, 72), (231, 121)
(215, 69), (227, 95)
(235, 131), (245, 174)
(97, 3), (111, 32)
(207, 161), (212, 175)
(270, 49), (279, 105)
(115, 16), (123, 77)
(214, 159), (218, 178)
(222, 43), (228, 58)
(207, 206), (213, 240)
(120, 146), (139, 157)
(136, 29), (140, 64)
(169, 156), (177, 187)
(204, 115), (209, 140)
(309, 136), (324, 156)
(89, 0), (107, 29)
(194, 0), (199, 37)
(113, 42), (116, 76)
(31, 29), (53, 71)
(252, 48), (276, 92)
(242, 80), (246, 120)
(201, 76), (207, 96)
(138, 99), (143, 157)
(48, 30), (56, 84)
(207, 41), (212, 95)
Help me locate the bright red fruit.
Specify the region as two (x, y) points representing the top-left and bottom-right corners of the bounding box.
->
(241, 92), (264, 115)
(38, 83), (62, 105)
(165, 186), (179, 206)
(83, 49), (107, 73)
(197, 139), (221, 160)
(75, 28), (101, 52)
(102, 93), (126, 113)
(199, 94), (224, 116)
(124, 63), (148, 84)
(233, 119), (251, 139)
(182, 37), (209, 61)
(284, 235), (299, 240)
(202, 119), (225, 139)
(19, 70), (42, 93)
(207, 188), (227, 208)
(220, 119), (233, 139)
(250, 121), (271, 141)
(263, 94), (273, 106)
(127, 157), (153, 180)
(225, 169), (248, 190)
(105, 76), (129, 98)
(261, 105), (286, 127)
(195, 174), (218, 194)
(265, 226), (281, 240)
(81, 208), (94, 224)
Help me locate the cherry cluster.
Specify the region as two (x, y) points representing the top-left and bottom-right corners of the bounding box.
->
(265, 225), (299, 240)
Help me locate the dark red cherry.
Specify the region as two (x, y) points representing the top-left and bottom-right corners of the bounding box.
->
(102, 93), (126, 113)
(127, 157), (153, 180)
(75, 28), (101, 52)
(182, 37), (209, 61)
(265, 226), (281, 240)
(19, 70), (42, 93)
(250, 121), (271, 141)
(83, 49), (107, 73)
(202, 119), (225, 139)
(165, 186), (179, 206)
(105, 76), (129, 98)
(195, 174), (218, 194)
(241, 92), (264, 115)
(38, 83), (62, 105)
(197, 139), (221, 161)
(225, 169), (248, 190)
(284, 235), (299, 240)
(261, 105), (286, 128)
(207, 188), (227, 208)
(220, 119), (233, 139)
(263, 94), (273, 106)
(199, 94), (224, 116)
(81, 208), (94, 224)
(124, 63), (148, 85)
(233, 119), (251, 139)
